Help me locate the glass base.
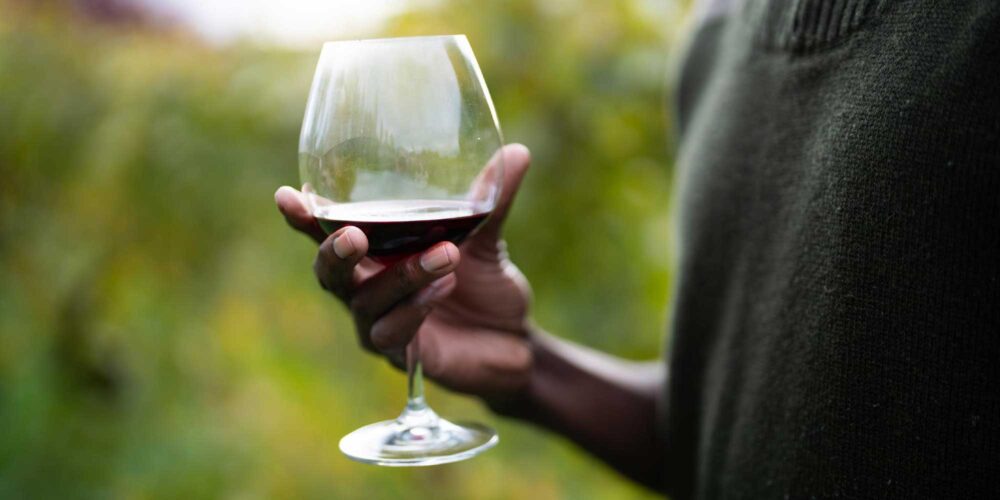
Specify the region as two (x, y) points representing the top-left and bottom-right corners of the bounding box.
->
(339, 413), (498, 466)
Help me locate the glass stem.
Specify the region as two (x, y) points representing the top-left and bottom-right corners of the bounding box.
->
(406, 333), (427, 411)
(397, 332), (439, 434)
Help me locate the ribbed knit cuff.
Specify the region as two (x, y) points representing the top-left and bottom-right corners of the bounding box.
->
(751, 0), (885, 53)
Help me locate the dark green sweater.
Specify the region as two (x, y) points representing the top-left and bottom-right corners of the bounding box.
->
(665, 0), (1000, 497)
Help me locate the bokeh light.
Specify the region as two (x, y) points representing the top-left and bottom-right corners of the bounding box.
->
(0, 0), (688, 497)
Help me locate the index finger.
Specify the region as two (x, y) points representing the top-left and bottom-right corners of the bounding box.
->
(275, 186), (327, 244)
(314, 226), (371, 301)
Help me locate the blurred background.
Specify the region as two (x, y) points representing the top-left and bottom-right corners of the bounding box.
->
(0, 0), (690, 497)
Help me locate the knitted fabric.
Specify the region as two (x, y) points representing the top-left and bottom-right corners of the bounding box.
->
(665, 1), (1000, 497)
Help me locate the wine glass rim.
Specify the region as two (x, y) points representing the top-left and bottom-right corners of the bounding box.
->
(321, 34), (467, 47)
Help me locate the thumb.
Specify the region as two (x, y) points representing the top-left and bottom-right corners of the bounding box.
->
(470, 143), (531, 246)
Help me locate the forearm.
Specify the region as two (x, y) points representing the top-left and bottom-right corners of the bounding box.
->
(489, 328), (668, 491)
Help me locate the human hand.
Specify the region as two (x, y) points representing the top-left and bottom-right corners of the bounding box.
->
(275, 144), (534, 399)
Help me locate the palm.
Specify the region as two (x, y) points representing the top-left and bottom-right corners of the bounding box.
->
(418, 233), (533, 395)
(401, 145), (533, 396)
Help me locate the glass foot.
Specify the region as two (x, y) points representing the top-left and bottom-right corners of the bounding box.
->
(339, 414), (498, 466)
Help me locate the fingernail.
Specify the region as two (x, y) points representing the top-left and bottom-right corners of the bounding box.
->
(332, 228), (360, 259)
(420, 245), (454, 272)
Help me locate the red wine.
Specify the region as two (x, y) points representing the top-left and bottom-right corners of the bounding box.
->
(314, 200), (490, 263)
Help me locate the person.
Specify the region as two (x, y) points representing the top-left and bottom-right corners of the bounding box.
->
(275, 0), (1000, 497)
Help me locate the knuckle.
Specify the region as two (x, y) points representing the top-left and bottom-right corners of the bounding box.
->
(353, 320), (377, 353)
(369, 322), (402, 353)
(313, 247), (333, 272)
(505, 343), (534, 376)
(393, 258), (422, 289)
(349, 295), (374, 319)
(318, 238), (348, 268)
(317, 238), (337, 261)
(312, 259), (331, 291)
(369, 329), (392, 352)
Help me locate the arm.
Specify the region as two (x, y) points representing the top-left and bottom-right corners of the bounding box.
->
(495, 330), (667, 491)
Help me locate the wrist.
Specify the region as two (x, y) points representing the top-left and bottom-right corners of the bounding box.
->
(481, 323), (558, 421)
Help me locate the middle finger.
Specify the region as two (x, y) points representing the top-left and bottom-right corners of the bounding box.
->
(349, 242), (460, 322)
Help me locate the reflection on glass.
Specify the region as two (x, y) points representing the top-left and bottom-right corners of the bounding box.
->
(298, 35), (504, 466)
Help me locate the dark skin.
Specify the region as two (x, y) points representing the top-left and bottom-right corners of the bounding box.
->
(275, 144), (668, 490)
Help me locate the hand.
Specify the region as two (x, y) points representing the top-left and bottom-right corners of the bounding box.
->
(275, 144), (534, 400)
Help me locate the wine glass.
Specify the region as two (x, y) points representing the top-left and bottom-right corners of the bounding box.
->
(298, 35), (504, 466)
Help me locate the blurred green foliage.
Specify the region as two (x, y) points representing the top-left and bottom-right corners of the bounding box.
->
(0, 0), (685, 498)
